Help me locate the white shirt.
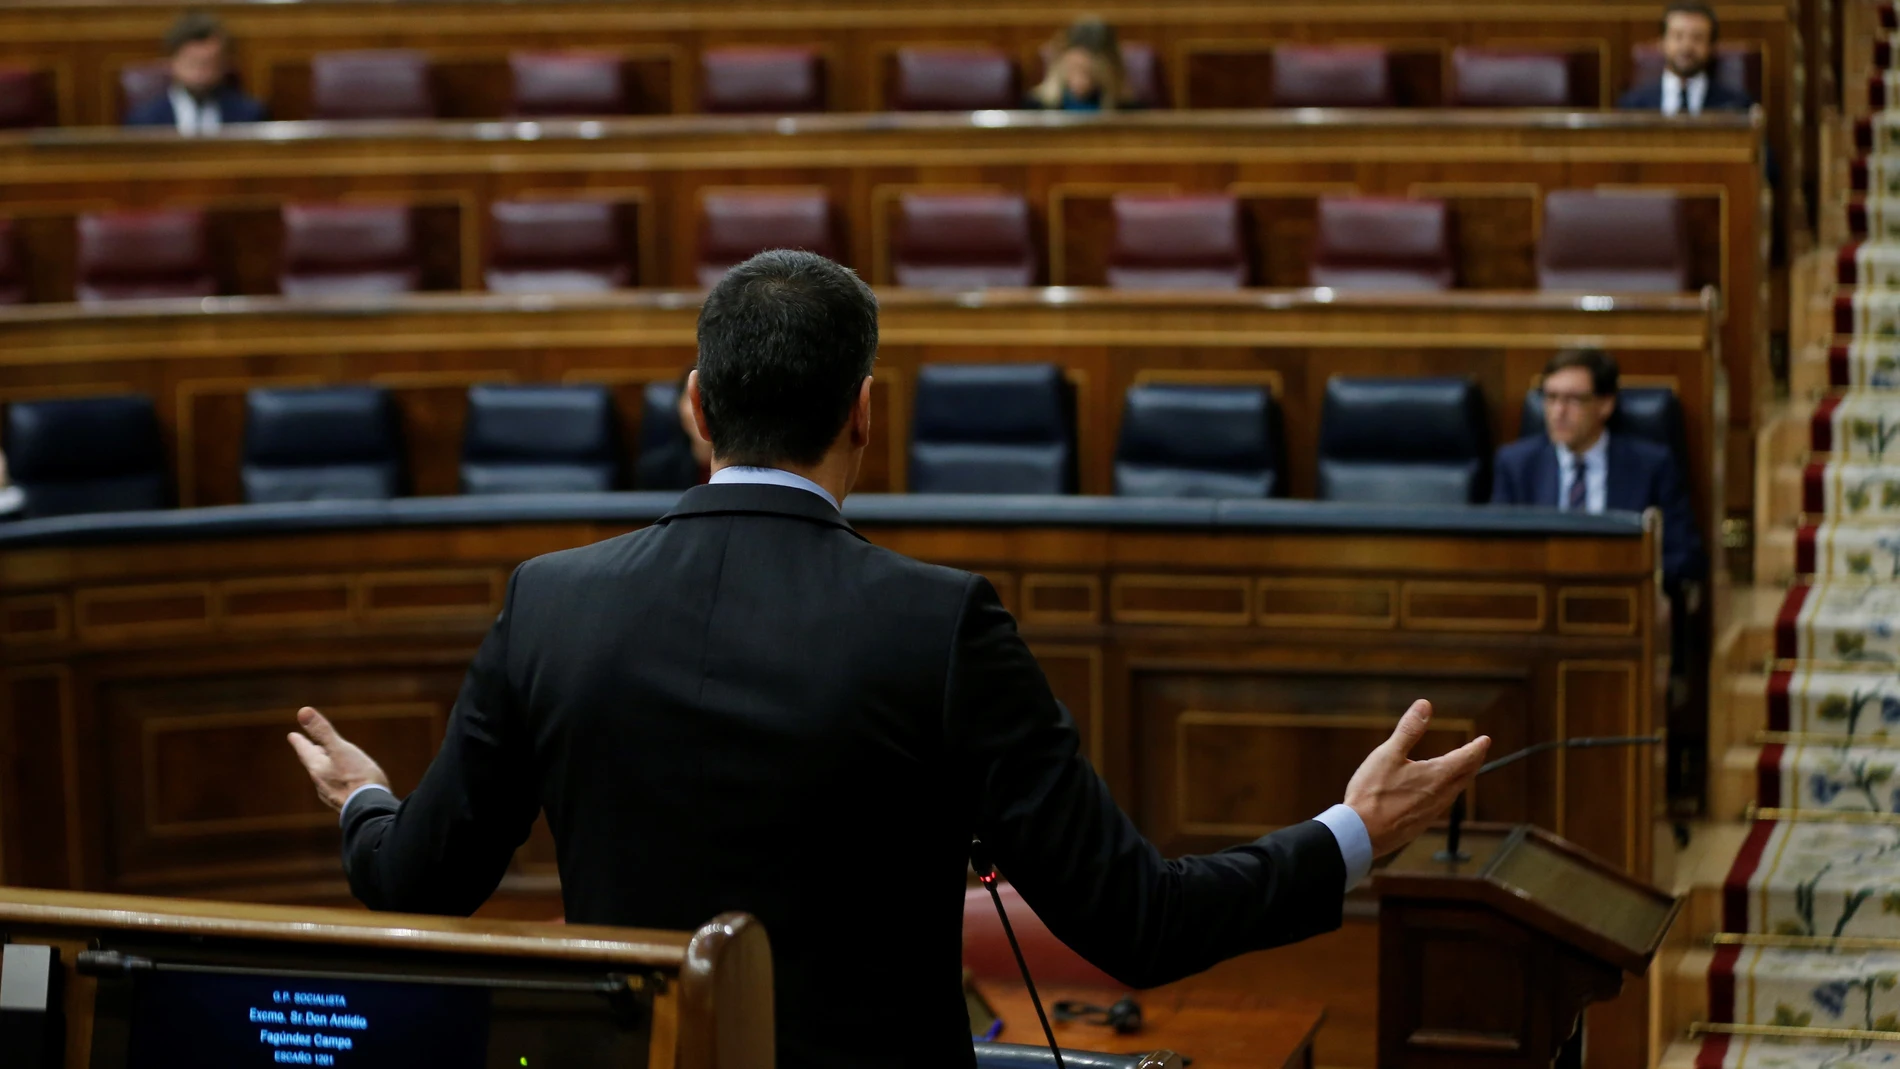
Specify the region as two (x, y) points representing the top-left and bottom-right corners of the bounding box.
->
(1660, 71), (1708, 116)
(343, 465), (1378, 891)
(168, 85), (221, 136)
(0, 485), (21, 516)
(1556, 432), (1610, 514)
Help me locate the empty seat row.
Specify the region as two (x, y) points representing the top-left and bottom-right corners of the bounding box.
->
(0, 188), (1691, 305)
(0, 374), (1685, 518)
(0, 42), (1762, 128)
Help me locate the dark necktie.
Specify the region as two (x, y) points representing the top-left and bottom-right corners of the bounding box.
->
(1566, 454), (1588, 512)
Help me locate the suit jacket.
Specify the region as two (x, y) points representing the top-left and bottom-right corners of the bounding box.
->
(1616, 77), (1754, 113)
(633, 436), (704, 490)
(1491, 434), (1707, 588)
(342, 483), (1347, 1069)
(123, 84), (269, 128)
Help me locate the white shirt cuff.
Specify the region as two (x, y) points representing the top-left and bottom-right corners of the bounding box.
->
(1315, 803), (1374, 892)
(339, 783), (394, 826)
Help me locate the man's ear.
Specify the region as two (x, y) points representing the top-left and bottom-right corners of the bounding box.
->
(850, 376), (874, 447)
(687, 370), (716, 449)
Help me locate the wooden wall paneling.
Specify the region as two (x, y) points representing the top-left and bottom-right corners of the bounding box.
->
(0, 666), (76, 888)
(1132, 664), (1535, 858)
(97, 664), (463, 893)
(1554, 659), (1647, 873)
(1403, 182), (1542, 290)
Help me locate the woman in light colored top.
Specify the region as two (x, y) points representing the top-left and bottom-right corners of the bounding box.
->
(1027, 18), (1138, 112)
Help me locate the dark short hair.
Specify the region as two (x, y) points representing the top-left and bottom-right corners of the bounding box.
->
(1543, 348), (1620, 396)
(165, 11), (228, 55)
(695, 250), (878, 467)
(1662, 1), (1720, 40)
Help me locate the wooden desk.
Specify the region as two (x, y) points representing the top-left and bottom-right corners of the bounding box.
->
(976, 980), (1323, 1069)
(0, 887), (774, 1069)
(0, 109), (1768, 460)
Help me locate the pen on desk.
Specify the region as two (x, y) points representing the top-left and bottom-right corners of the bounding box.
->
(978, 1018), (1003, 1042)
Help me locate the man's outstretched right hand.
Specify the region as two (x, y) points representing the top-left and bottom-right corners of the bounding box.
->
(1344, 700), (1489, 859)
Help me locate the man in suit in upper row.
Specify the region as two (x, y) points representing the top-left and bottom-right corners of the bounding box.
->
(124, 12), (269, 135)
(1617, 1), (1755, 115)
(1492, 348), (1707, 594)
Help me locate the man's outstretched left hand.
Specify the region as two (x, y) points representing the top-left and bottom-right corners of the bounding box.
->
(287, 706), (390, 812)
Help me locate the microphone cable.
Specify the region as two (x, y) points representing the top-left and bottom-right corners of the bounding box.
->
(970, 839), (1066, 1069)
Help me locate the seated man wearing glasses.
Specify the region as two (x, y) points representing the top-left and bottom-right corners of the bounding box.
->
(1492, 348), (1705, 593)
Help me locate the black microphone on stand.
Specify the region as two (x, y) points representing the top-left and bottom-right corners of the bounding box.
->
(1434, 734), (1664, 863)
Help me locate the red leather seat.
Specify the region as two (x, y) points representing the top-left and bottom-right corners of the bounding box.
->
(0, 66), (49, 129)
(892, 193), (1035, 289)
(0, 218), (24, 305)
(75, 209), (216, 303)
(510, 51), (630, 117)
(1119, 43), (1165, 109)
(1106, 194), (1247, 290)
(310, 50), (436, 120)
(700, 47), (825, 114)
(280, 204), (421, 297)
(486, 199), (630, 293)
(117, 59), (173, 121)
(1451, 48), (1573, 107)
(1628, 43), (1761, 103)
(891, 48), (1018, 111)
(695, 190), (837, 288)
(1537, 190), (1689, 293)
(1271, 45), (1391, 108)
(1309, 195), (1454, 292)
(963, 882), (1120, 988)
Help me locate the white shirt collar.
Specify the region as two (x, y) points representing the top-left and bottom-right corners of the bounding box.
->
(1659, 70), (1708, 115)
(708, 466), (840, 511)
(168, 85), (221, 136)
(1565, 430), (1610, 469)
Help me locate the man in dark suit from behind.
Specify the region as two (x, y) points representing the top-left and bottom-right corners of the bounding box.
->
(1617, 2), (1754, 114)
(1492, 348), (1707, 593)
(123, 12), (269, 134)
(288, 250), (1488, 1069)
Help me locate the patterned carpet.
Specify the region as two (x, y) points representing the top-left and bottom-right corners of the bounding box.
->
(1694, 11), (1900, 1064)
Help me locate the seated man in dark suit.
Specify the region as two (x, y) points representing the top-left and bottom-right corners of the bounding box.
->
(123, 12), (269, 134)
(635, 367), (714, 490)
(1617, 2), (1753, 114)
(1492, 348), (1706, 593)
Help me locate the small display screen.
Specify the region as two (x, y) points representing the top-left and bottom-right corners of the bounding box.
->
(127, 970), (490, 1069)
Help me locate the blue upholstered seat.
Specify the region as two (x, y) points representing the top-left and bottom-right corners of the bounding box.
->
(243, 386), (404, 504)
(460, 384), (621, 495)
(909, 363), (1075, 495)
(1316, 376), (1490, 504)
(1113, 384), (1281, 498)
(5, 395), (168, 517)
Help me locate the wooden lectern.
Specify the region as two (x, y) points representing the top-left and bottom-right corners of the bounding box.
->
(1374, 823), (1680, 1069)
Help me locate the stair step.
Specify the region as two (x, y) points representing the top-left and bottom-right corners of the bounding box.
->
(1723, 821), (1900, 939)
(1754, 741), (1900, 817)
(1790, 340), (1900, 397)
(1775, 582), (1900, 663)
(1665, 1032), (1900, 1066)
(1842, 289), (1900, 338)
(1709, 942), (1900, 1032)
(1717, 585), (1795, 679)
